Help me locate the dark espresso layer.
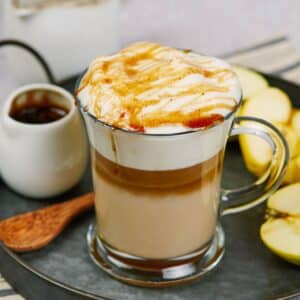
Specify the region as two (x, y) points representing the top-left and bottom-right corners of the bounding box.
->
(92, 148), (223, 191)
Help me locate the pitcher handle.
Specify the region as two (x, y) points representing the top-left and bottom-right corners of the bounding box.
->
(221, 116), (289, 216)
(0, 39), (55, 83)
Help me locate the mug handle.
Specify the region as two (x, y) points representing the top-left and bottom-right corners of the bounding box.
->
(221, 116), (289, 216)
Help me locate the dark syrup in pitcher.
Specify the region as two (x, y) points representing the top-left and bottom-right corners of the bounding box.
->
(10, 90), (69, 124)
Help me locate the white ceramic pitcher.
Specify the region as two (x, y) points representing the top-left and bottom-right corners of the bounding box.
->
(0, 83), (88, 198)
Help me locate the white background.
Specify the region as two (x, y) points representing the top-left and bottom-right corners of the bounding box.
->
(0, 0), (300, 102)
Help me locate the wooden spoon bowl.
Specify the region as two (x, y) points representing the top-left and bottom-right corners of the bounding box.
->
(0, 192), (94, 252)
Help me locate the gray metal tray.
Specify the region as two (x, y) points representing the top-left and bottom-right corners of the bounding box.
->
(1, 74), (300, 300)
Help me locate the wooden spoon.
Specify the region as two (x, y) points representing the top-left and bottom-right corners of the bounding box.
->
(0, 192), (94, 252)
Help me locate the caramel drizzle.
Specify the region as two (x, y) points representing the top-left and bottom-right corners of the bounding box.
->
(77, 42), (238, 131)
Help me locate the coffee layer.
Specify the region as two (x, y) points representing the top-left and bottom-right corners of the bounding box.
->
(92, 149), (222, 259)
(93, 148), (222, 189)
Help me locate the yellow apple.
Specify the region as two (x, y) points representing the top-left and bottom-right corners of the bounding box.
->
(268, 183), (300, 215)
(291, 109), (300, 138)
(239, 128), (272, 176)
(241, 87), (292, 124)
(233, 66), (269, 100)
(260, 183), (300, 265)
(239, 88), (293, 176)
(261, 217), (300, 266)
(274, 123), (300, 159)
(283, 156), (300, 184)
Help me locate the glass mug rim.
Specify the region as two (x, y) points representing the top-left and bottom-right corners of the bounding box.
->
(74, 71), (243, 137)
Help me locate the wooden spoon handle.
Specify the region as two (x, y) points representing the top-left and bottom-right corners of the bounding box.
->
(55, 192), (95, 215)
(31, 192), (95, 224)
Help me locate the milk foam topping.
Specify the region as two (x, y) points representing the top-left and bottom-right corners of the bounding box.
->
(77, 42), (241, 134)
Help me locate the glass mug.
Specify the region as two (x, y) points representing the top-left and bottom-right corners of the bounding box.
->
(75, 77), (288, 287)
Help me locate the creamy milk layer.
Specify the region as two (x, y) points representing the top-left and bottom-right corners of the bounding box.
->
(77, 42), (241, 134)
(83, 113), (231, 170)
(79, 42), (241, 170)
(93, 169), (219, 258)
(92, 149), (222, 259)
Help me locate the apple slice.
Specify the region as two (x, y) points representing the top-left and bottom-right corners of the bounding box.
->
(239, 88), (293, 176)
(283, 157), (300, 184)
(274, 123), (300, 159)
(240, 87), (292, 124)
(261, 183), (300, 265)
(268, 183), (300, 215)
(233, 66), (268, 100)
(239, 128), (272, 176)
(291, 109), (300, 138)
(260, 217), (300, 265)
(277, 124), (300, 184)
(276, 123), (300, 184)
(239, 122), (298, 177)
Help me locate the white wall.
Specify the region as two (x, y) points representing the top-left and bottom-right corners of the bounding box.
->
(120, 0), (300, 55)
(0, 0), (299, 101)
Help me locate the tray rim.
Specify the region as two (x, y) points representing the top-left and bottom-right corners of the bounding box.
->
(0, 242), (110, 300)
(1, 71), (300, 300)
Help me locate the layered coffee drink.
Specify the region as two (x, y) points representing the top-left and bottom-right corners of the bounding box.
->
(91, 149), (223, 259)
(77, 42), (241, 261)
